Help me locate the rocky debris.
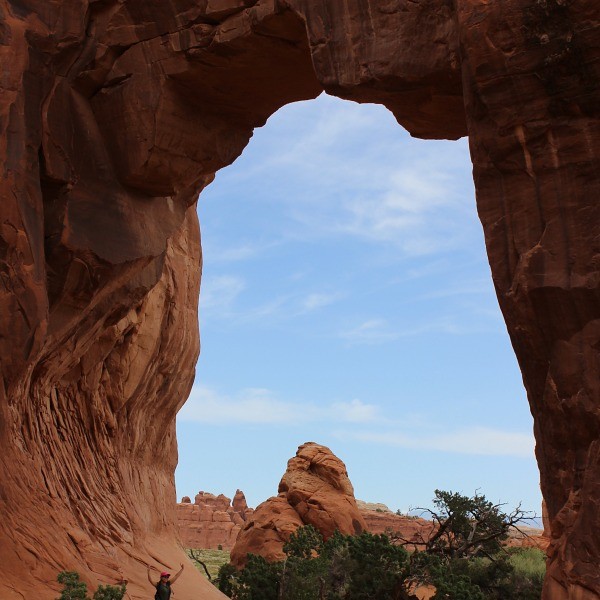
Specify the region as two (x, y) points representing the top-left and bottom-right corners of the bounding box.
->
(230, 443), (366, 568)
(1, 0), (599, 598)
(177, 491), (254, 550)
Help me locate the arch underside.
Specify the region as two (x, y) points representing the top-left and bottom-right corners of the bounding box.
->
(0, 1), (599, 598)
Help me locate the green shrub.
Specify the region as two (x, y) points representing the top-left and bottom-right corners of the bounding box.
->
(216, 490), (544, 600)
(508, 548), (546, 579)
(215, 563), (238, 597)
(506, 548), (545, 600)
(57, 572), (88, 600)
(56, 572), (126, 600)
(231, 554), (282, 600)
(92, 583), (126, 600)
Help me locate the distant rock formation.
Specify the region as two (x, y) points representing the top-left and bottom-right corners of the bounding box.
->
(177, 493), (437, 554)
(358, 504), (435, 549)
(178, 479), (548, 558)
(177, 490), (254, 550)
(230, 442), (367, 568)
(233, 489), (251, 520)
(228, 444), (549, 568)
(361, 504), (549, 553)
(505, 526), (550, 552)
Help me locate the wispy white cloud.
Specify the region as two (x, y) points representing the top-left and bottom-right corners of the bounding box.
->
(204, 95), (475, 260)
(200, 278), (343, 323)
(238, 94), (476, 257)
(332, 399), (379, 423)
(200, 275), (245, 312)
(339, 317), (467, 345)
(178, 385), (380, 425)
(331, 167), (465, 252)
(201, 238), (282, 263)
(206, 243), (262, 262)
(180, 386), (302, 424)
(301, 292), (342, 312)
(339, 319), (399, 344)
(238, 295), (293, 322)
(417, 279), (492, 300)
(338, 428), (535, 458)
(179, 386), (533, 458)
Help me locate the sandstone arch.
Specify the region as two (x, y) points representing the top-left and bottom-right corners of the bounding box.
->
(0, 1), (598, 599)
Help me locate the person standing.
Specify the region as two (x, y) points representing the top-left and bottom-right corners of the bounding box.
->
(147, 563), (184, 599)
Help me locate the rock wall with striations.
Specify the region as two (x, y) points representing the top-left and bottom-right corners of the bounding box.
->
(0, 1), (599, 598)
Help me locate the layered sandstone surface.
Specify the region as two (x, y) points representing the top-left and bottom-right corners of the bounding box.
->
(0, 1), (599, 599)
(231, 442), (367, 568)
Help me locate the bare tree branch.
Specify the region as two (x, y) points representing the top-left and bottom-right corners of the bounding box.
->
(188, 549), (212, 581)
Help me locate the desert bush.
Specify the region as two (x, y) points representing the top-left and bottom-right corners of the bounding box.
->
(56, 572), (126, 600)
(217, 490), (544, 600)
(508, 548), (546, 579)
(234, 554), (282, 600)
(91, 583), (126, 600)
(218, 527), (409, 600)
(57, 572), (88, 600)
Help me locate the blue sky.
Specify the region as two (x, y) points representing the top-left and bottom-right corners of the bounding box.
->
(175, 93), (542, 520)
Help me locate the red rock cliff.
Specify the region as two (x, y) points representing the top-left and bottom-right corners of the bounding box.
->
(0, 1), (599, 599)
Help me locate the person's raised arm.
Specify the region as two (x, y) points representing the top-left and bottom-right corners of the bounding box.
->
(170, 563), (185, 585)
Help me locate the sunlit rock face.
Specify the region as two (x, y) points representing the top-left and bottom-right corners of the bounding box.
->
(230, 442), (367, 568)
(0, 1), (598, 598)
(176, 490), (254, 549)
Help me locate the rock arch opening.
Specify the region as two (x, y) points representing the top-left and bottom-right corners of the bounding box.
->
(1, 2), (599, 600)
(177, 92), (540, 525)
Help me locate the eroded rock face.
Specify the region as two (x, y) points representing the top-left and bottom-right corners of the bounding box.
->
(231, 496), (306, 567)
(177, 490), (254, 550)
(231, 443), (367, 568)
(1, 1), (598, 598)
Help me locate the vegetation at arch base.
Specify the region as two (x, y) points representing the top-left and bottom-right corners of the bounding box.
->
(56, 571), (126, 600)
(215, 489), (545, 600)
